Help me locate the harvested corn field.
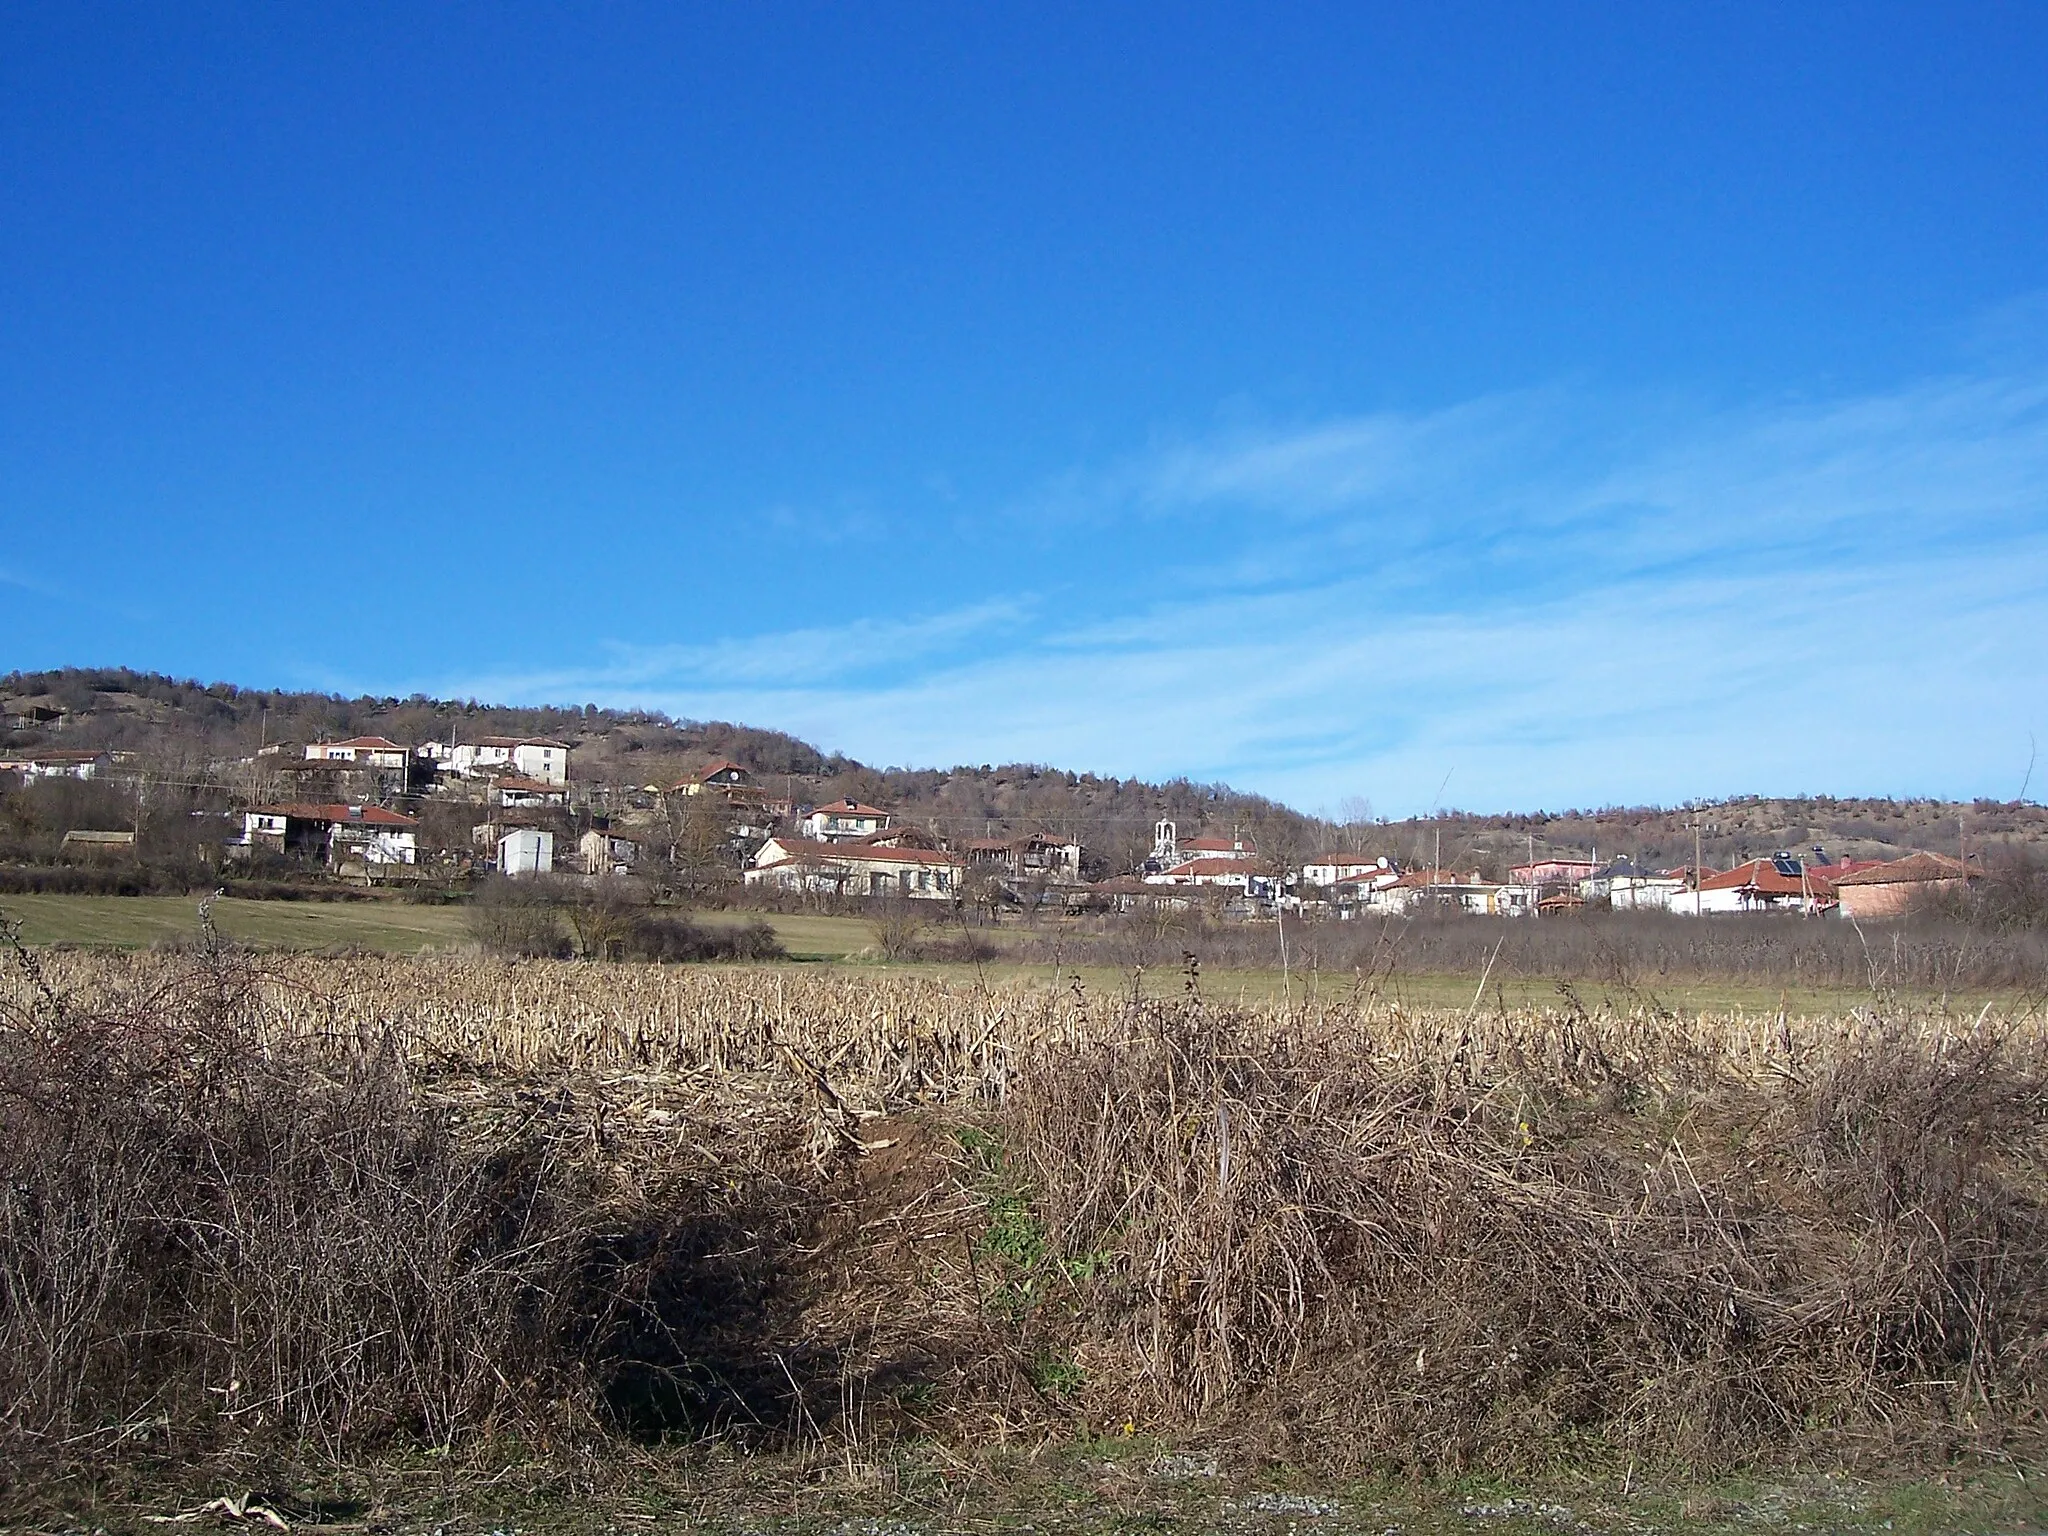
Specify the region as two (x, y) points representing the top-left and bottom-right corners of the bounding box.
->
(3, 940), (2047, 1494)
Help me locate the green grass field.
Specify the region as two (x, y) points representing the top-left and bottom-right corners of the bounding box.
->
(0, 891), (2008, 1016)
(0, 892), (476, 952)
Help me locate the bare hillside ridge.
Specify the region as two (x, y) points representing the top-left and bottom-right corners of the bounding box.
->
(6, 666), (2043, 875)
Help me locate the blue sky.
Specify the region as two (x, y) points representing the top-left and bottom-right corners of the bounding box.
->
(5, 4), (2047, 815)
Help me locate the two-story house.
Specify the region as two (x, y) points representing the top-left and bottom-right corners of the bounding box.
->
(801, 798), (891, 843)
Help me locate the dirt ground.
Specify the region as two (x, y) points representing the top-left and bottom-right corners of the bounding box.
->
(12, 1445), (2046, 1536)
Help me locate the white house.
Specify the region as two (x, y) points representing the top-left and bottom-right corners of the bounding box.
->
(746, 835), (962, 899)
(1360, 869), (1506, 916)
(1670, 857), (1833, 916)
(499, 828), (555, 876)
(1146, 857), (1268, 892)
(438, 737), (571, 785)
(303, 736), (410, 770)
(801, 799), (891, 843)
(0, 749), (112, 781)
(1302, 852), (1389, 887)
(242, 803), (418, 866)
(1604, 872), (1691, 911)
(491, 775), (569, 809)
(960, 832), (1084, 883)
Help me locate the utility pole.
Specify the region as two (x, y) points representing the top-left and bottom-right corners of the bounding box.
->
(1694, 813), (1703, 917)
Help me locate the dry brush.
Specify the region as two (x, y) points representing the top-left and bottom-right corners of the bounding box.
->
(2, 944), (2046, 1485)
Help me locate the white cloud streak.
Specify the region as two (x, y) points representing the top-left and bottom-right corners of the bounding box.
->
(438, 354), (2048, 814)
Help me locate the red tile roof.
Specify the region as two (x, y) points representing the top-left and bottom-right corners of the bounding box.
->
(493, 776), (566, 794)
(1696, 859), (1835, 897)
(1181, 836), (1255, 853)
(1163, 857), (1268, 877)
(809, 799), (889, 818)
(1833, 852), (1975, 887)
(315, 736), (404, 750)
(759, 836), (963, 868)
(252, 803), (417, 827)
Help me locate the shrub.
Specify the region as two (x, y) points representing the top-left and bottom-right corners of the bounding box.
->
(872, 901), (924, 961)
(463, 877), (570, 958)
(0, 931), (818, 1478)
(626, 913), (786, 963)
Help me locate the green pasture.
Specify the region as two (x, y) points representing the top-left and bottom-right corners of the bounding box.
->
(0, 892), (474, 952)
(0, 891), (2020, 1017)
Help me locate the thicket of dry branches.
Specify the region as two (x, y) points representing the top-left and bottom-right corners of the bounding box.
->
(2, 943), (2045, 1490)
(1016, 906), (2048, 994)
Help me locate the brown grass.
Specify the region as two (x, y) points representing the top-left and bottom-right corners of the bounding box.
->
(2, 940), (2046, 1490)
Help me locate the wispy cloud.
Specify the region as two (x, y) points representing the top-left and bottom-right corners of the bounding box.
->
(433, 350), (2048, 813)
(435, 597), (1032, 705)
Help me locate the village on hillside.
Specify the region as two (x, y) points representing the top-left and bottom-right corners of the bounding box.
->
(0, 705), (1988, 921)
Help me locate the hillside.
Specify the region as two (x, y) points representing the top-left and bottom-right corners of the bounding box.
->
(5, 666), (2042, 875)
(1370, 797), (2048, 880)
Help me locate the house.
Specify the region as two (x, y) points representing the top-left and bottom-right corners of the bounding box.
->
(1600, 863), (1694, 911)
(1145, 857), (1273, 893)
(61, 829), (135, 857)
(439, 737), (572, 785)
(745, 835), (963, 899)
(1672, 856), (1834, 915)
(801, 799), (891, 843)
(961, 832), (1084, 883)
(676, 759), (754, 795)
(303, 736), (410, 769)
(0, 749), (112, 781)
(499, 828), (555, 876)
(242, 803), (418, 866)
(579, 828), (640, 875)
(671, 762), (775, 840)
(1832, 852), (1976, 920)
(1181, 834), (1258, 861)
(1302, 852), (1389, 887)
(861, 824), (943, 850)
(1326, 865), (1408, 917)
(1067, 874), (1194, 914)
(2, 702), (65, 731)
(1582, 858), (1692, 910)
(1362, 869), (1506, 916)
(491, 775), (570, 809)
(1511, 858), (1598, 888)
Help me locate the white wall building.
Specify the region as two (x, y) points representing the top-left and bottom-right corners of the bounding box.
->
(436, 737), (572, 785)
(303, 737), (409, 769)
(491, 775), (569, 808)
(499, 827), (555, 876)
(801, 799), (891, 843)
(1604, 874), (1689, 911)
(0, 750), (111, 781)
(241, 803), (418, 866)
(747, 835), (962, 899)
(1303, 853), (1390, 887)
